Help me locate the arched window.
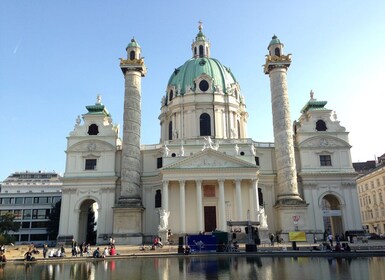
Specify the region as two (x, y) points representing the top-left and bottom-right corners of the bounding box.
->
(275, 47), (281, 56)
(88, 124), (99, 135)
(199, 113), (211, 136)
(130, 50), (135, 60)
(169, 90), (174, 101)
(168, 121), (173, 140)
(155, 190), (162, 208)
(194, 47), (197, 56)
(199, 45), (204, 58)
(316, 120), (327, 131)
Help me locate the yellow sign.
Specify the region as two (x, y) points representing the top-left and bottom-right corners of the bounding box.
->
(288, 231), (307, 242)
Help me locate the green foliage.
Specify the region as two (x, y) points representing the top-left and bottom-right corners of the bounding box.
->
(47, 200), (61, 240)
(0, 234), (16, 245)
(0, 213), (19, 234)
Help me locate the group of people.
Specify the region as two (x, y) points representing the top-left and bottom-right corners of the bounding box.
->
(92, 245), (116, 258)
(324, 231), (351, 251)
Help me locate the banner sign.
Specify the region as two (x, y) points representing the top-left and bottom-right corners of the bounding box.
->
(187, 235), (217, 253)
(322, 210), (342, 217)
(288, 231), (307, 242)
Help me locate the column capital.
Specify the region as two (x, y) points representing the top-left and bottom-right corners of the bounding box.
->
(162, 180), (169, 186)
(234, 178), (242, 185)
(196, 180), (202, 186)
(218, 179), (225, 185)
(250, 178), (259, 184)
(179, 180), (186, 186)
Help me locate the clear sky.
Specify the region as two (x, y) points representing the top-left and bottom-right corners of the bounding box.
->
(1, 1), (384, 180)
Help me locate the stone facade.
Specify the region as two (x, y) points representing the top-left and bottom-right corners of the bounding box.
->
(58, 28), (362, 245)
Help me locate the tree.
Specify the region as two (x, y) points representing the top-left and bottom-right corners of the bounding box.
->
(47, 200), (61, 240)
(0, 212), (19, 244)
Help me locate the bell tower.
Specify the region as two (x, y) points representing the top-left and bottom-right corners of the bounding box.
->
(113, 38), (146, 244)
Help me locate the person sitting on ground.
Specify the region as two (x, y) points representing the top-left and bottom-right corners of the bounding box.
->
(48, 248), (56, 258)
(154, 236), (163, 248)
(342, 243), (351, 252)
(0, 251), (7, 262)
(109, 245), (116, 256)
(60, 245), (66, 257)
(334, 243), (342, 251)
(184, 245), (190, 255)
(103, 247), (109, 258)
(233, 241), (239, 251)
(93, 247), (101, 258)
(24, 249), (35, 261)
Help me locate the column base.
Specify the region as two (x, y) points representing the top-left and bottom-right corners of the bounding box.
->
(274, 202), (308, 232)
(112, 206), (144, 245)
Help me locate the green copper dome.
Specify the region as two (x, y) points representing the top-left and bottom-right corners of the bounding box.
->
(126, 38), (140, 49)
(268, 35), (281, 49)
(167, 57), (237, 95)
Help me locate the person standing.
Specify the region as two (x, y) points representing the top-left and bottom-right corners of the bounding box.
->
(43, 244), (48, 258)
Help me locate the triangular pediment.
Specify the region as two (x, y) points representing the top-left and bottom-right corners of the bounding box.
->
(162, 148), (258, 170)
(298, 136), (350, 149)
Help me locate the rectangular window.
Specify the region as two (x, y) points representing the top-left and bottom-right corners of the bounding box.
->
(30, 234), (48, 241)
(155, 189), (162, 208)
(20, 234), (29, 241)
(1, 198), (13, 205)
(255, 157), (260, 166)
(157, 157), (163, 169)
(32, 209), (50, 219)
(52, 196), (61, 204)
(24, 197), (33, 204)
(15, 197), (24, 204)
(21, 222), (30, 229)
(14, 210), (22, 220)
(85, 159), (97, 170)
(320, 155), (332, 166)
(31, 221), (49, 228)
(23, 209), (31, 219)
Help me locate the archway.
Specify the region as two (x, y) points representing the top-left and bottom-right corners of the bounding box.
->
(321, 194), (343, 236)
(78, 199), (98, 245)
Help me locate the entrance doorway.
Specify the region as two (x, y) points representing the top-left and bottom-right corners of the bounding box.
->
(78, 199), (98, 245)
(322, 194), (343, 236)
(204, 206), (217, 232)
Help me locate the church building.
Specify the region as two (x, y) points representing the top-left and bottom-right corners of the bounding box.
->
(58, 24), (361, 245)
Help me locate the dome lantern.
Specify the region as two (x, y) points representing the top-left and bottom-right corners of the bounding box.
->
(191, 20), (211, 58)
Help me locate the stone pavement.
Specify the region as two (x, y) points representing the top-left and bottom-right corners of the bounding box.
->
(2, 239), (385, 262)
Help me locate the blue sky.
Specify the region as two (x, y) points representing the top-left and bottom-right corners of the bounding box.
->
(1, 1), (384, 180)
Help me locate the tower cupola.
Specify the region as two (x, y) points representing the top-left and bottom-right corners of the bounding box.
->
(268, 35), (284, 57)
(126, 37), (141, 60)
(191, 21), (211, 58)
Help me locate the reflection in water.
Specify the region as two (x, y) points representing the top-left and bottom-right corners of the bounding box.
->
(2, 256), (385, 280)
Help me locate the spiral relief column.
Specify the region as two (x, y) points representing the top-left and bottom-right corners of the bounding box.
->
(113, 38), (146, 244)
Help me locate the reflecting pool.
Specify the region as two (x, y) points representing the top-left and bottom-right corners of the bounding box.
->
(2, 255), (385, 280)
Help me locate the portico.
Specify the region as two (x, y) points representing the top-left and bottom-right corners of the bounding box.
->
(159, 148), (260, 234)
